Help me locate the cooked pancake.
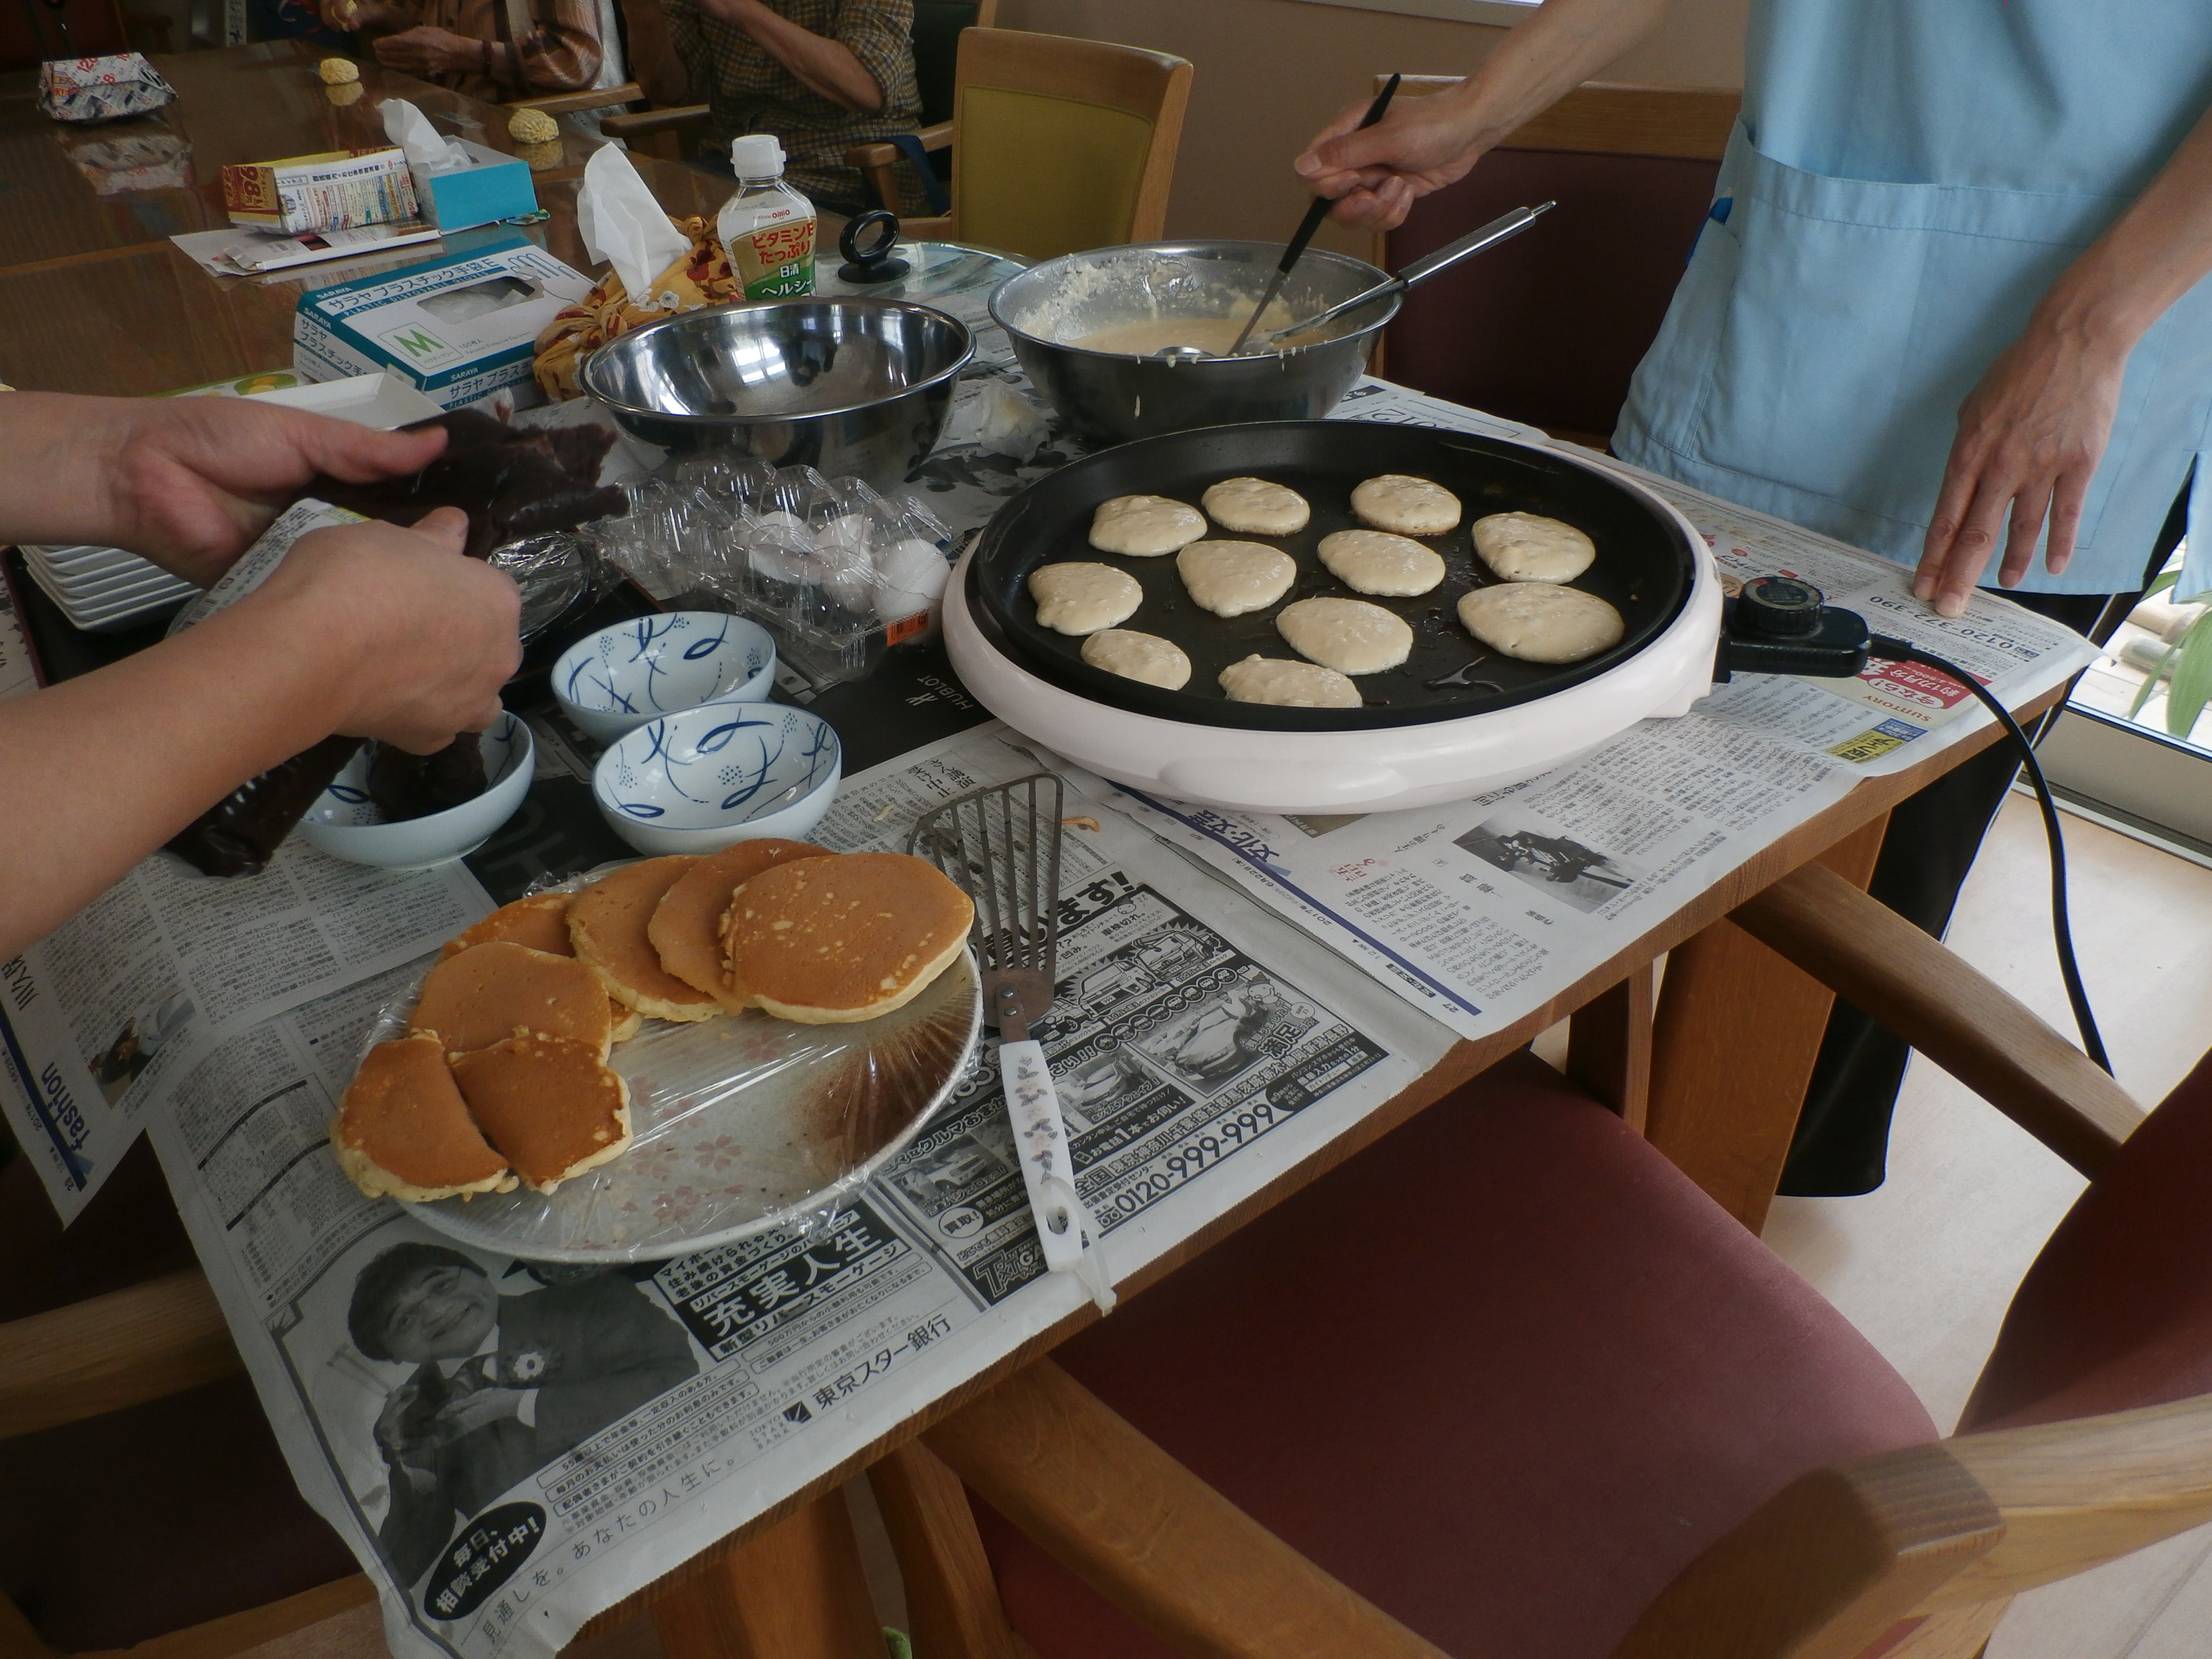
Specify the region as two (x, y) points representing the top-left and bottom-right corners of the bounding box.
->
(1088, 494), (1206, 555)
(1218, 654), (1361, 707)
(1081, 628), (1192, 689)
(410, 940), (618, 1058)
(1276, 596), (1415, 675)
(569, 858), (721, 1023)
(331, 1033), (514, 1202)
(1351, 474), (1461, 536)
(649, 838), (834, 1010)
(1176, 540), (1297, 618)
(724, 852), (973, 1024)
(1470, 512), (1596, 583)
(1029, 562), (1143, 634)
(1457, 582), (1624, 663)
(1201, 476), (1310, 535)
(451, 1034), (631, 1192)
(441, 892), (574, 959)
(1316, 529), (1446, 597)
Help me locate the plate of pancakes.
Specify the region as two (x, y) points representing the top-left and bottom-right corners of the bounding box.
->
(330, 841), (985, 1262)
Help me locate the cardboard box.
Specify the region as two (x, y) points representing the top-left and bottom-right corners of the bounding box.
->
(246, 373), (446, 429)
(221, 148), (417, 234)
(292, 236), (591, 412)
(411, 139), (537, 232)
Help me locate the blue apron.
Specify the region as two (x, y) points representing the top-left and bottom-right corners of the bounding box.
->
(1612, 0), (2212, 599)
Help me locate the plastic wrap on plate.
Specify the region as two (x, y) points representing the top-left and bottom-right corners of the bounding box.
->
(486, 528), (622, 639)
(381, 870), (984, 1262)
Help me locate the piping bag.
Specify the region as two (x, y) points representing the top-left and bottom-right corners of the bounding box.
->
(163, 415), (626, 877)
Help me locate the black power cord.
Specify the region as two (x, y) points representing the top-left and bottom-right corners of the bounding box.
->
(1862, 635), (2112, 1074)
(1718, 576), (2110, 1076)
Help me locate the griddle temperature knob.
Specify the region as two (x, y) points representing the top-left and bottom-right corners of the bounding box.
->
(1736, 575), (1825, 636)
(1715, 575), (1874, 683)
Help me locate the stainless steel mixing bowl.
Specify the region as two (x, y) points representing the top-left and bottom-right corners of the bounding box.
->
(988, 240), (1401, 446)
(580, 298), (974, 490)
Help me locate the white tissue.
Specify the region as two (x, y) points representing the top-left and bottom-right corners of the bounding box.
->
(942, 379), (1049, 463)
(381, 98), (469, 175)
(577, 146), (692, 301)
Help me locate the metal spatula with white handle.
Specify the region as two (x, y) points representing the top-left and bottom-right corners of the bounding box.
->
(911, 773), (1114, 1312)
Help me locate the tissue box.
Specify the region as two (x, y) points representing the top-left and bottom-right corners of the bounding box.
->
(222, 148), (417, 234)
(412, 138), (537, 232)
(293, 236), (592, 412)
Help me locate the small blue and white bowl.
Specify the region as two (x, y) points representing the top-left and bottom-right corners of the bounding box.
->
(593, 704), (842, 856)
(301, 714), (535, 869)
(552, 612), (776, 745)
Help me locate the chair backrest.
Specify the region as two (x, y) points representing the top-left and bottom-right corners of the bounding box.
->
(913, 0), (992, 129)
(1620, 1047), (2212, 1657)
(0, 0), (128, 71)
(611, 0), (691, 108)
(948, 27), (1192, 264)
(1377, 77), (1739, 445)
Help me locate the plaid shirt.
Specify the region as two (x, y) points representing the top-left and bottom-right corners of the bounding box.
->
(661, 0), (920, 210)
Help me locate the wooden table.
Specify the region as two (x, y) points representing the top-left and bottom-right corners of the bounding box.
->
(0, 41), (736, 397)
(0, 55), (2068, 1647)
(559, 702), (2062, 1659)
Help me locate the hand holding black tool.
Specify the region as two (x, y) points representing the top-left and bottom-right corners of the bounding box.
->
(1226, 73), (1404, 357)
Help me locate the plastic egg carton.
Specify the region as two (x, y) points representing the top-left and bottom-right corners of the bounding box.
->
(594, 457), (957, 688)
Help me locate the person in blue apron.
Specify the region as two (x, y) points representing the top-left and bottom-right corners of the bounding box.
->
(1297, 0), (2212, 1193)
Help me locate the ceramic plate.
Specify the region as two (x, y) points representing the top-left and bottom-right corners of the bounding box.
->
(404, 874), (983, 1262)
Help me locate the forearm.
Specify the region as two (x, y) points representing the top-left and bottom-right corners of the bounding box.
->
(715, 0), (880, 112)
(1439, 0), (1672, 151)
(0, 395), (139, 553)
(2034, 102), (2212, 356)
(0, 594), (358, 957)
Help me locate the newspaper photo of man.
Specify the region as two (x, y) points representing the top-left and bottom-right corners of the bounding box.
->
(1456, 811), (1645, 914)
(93, 989), (193, 1104)
(345, 1243), (700, 1587)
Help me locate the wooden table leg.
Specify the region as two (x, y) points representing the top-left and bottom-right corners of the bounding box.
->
(651, 1491), (885, 1659)
(1645, 814), (1890, 1232)
(870, 1442), (1026, 1659)
(1568, 962), (1654, 1132)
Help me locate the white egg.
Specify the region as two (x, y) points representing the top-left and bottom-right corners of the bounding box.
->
(874, 536), (950, 620)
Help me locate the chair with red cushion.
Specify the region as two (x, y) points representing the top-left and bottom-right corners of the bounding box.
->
(0, 1139), (371, 1658)
(874, 862), (2207, 1659)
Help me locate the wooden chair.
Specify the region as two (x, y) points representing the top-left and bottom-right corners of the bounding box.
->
(597, 0), (999, 176)
(869, 861), (2212, 1659)
(840, 27), (1190, 260)
(510, 81), (644, 117)
(10, 874), (2186, 1657)
(1372, 77), (1740, 448)
(0, 1142), (374, 1659)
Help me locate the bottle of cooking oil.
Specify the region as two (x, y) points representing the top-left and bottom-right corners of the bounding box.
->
(716, 135), (816, 299)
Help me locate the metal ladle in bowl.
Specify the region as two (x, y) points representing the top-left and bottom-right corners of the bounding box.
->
(1145, 201), (1553, 361)
(1258, 202), (1554, 348)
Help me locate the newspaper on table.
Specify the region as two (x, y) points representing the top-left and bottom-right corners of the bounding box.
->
(0, 373), (2098, 1657)
(1091, 379), (2101, 1044)
(0, 717), (1446, 1659)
